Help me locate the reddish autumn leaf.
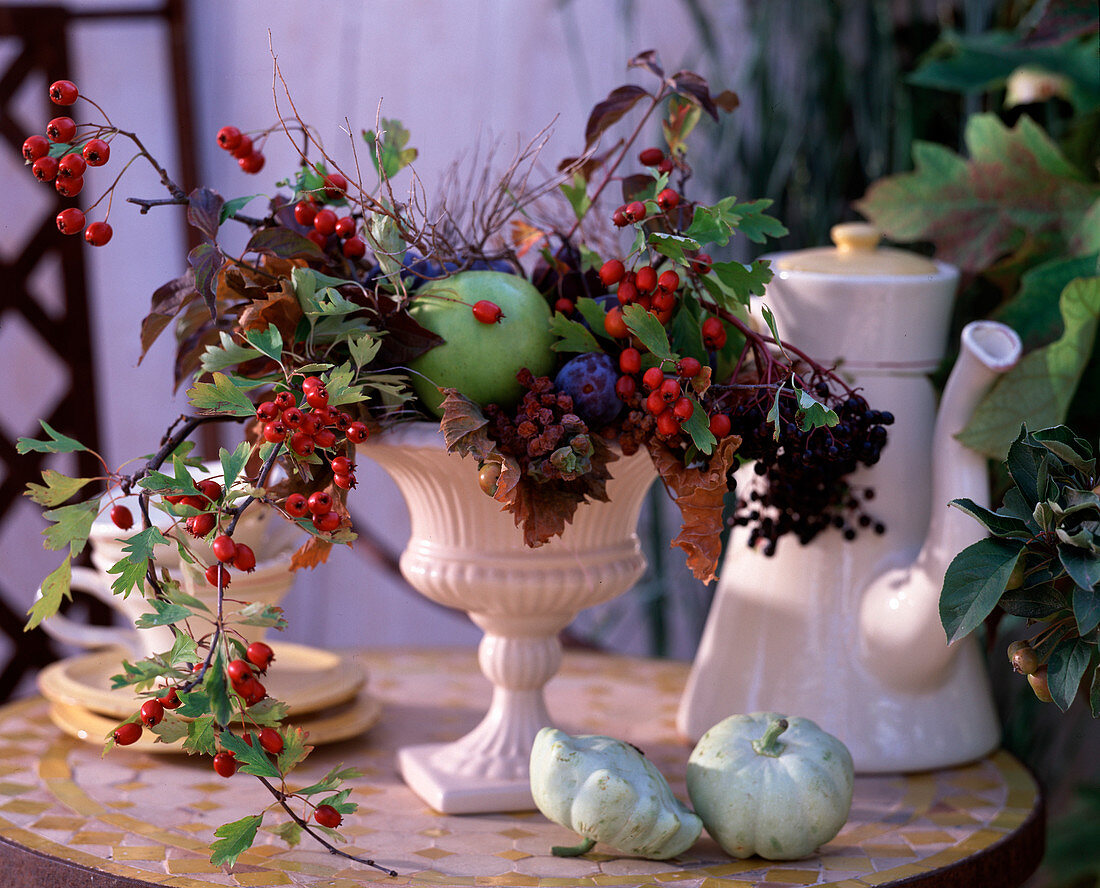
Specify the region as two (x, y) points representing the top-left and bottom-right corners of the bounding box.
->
(584, 85), (651, 148)
(238, 281), (303, 345)
(139, 273), (199, 363)
(646, 434), (741, 583)
(290, 535), (332, 570)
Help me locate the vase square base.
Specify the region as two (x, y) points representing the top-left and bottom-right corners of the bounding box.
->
(397, 742), (536, 814)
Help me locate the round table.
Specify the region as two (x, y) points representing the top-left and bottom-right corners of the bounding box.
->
(0, 648), (1044, 887)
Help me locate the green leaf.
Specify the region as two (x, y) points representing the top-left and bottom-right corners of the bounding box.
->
(1005, 427), (1045, 506)
(319, 788), (357, 815)
(25, 556), (71, 630)
(999, 583), (1068, 620)
(680, 398), (717, 454)
(1046, 637), (1093, 712)
(323, 362), (369, 408)
(724, 198), (787, 243)
(994, 255), (1099, 349)
(622, 304), (673, 361)
(949, 497), (1035, 538)
(187, 371), (261, 418)
(200, 332), (263, 374)
(176, 690), (211, 720)
(148, 715), (189, 745)
(940, 537), (1026, 643)
(106, 526), (168, 598)
(766, 384), (783, 442)
(560, 173), (591, 220)
(348, 333), (382, 373)
(16, 420), (88, 455)
(362, 118), (418, 179)
(684, 199), (741, 247)
(133, 599), (192, 628)
(959, 278), (1100, 459)
(235, 602), (288, 630)
(210, 814), (263, 867)
(708, 260), (772, 309)
(550, 312), (602, 354)
(41, 500), (98, 555)
(219, 194), (261, 224)
(204, 646), (233, 728)
(219, 732), (282, 779)
(1072, 585), (1100, 636)
(268, 820), (303, 848)
(574, 297), (612, 340)
(220, 442), (251, 493)
(275, 725), (311, 774)
(244, 326), (284, 363)
(648, 231), (700, 263)
(295, 765), (361, 798)
(795, 386), (839, 430)
(1060, 547), (1100, 592)
(856, 113), (1098, 274)
(25, 471), (96, 507)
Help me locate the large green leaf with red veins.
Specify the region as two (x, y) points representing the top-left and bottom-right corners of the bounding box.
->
(856, 113), (1098, 273)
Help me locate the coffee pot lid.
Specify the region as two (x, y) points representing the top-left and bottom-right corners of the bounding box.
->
(774, 222), (939, 276)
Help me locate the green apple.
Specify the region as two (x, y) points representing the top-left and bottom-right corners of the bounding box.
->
(407, 271), (556, 416)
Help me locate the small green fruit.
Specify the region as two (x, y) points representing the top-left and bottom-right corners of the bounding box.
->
(408, 271), (555, 416)
(1028, 666), (1053, 703)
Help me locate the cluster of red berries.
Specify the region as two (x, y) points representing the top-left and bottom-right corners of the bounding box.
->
(216, 125), (265, 174)
(289, 171), (369, 259)
(22, 80), (113, 245)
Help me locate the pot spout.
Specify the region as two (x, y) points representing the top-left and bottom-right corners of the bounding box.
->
(858, 321), (1022, 692)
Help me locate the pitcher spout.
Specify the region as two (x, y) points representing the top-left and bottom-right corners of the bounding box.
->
(858, 321), (1022, 691)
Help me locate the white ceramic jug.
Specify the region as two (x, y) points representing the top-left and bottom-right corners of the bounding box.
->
(677, 223), (1022, 773)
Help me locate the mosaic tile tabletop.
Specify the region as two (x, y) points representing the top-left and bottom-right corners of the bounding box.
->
(0, 648), (1042, 887)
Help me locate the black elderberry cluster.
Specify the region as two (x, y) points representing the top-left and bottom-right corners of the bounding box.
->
(727, 393), (894, 555)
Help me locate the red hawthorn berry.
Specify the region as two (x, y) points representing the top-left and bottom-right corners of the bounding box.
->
(673, 396), (695, 421)
(212, 751), (237, 778)
(312, 510), (341, 533)
(619, 347), (642, 375)
(307, 491), (332, 515)
(310, 404), (333, 426)
(49, 79), (78, 105)
(653, 306), (674, 326)
(657, 188), (680, 211)
(638, 146), (664, 166)
(709, 412), (732, 438)
(205, 563), (230, 588)
(603, 306), (629, 339)
(231, 134), (253, 159)
(139, 698), (164, 727)
(334, 215), (356, 239)
(313, 428), (337, 450)
(656, 408), (680, 437)
(330, 456), (354, 475)
(702, 316), (727, 349)
(333, 412), (352, 432)
(313, 804), (342, 829)
(82, 138), (110, 166)
(240, 677), (266, 706)
(293, 200), (317, 226)
(599, 259), (626, 286)
(56, 207), (86, 235)
(657, 269), (680, 292)
(642, 366), (665, 391)
(32, 155), (59, 182)
(657, 157), (674, 175)
(110, 504), (133, 530)
(612, 207), (629, 228)
(186, 512), (216, 538)
(290, 430), (315, 457)
(159, 688), (181, 709)
(342, 236), (366, 259)
(634, 265), (657, 294)
(323, 172), (347, 199)
(645, 390), (666, 415)
(55, 175), (83, 198)
(615, 375), (637, 400)
(624, 201), (646, 223)
(256, 400), (279, 421)
(554, 297), (574, 315)
(216, 125), (242, 151)
(313, 208), (337, 236)
(58, 153), (86, 178)
(238, 151), (265, 174)
(333, 473), (355, 490)
(274, 390), (296, 410)
(22, 134), (49, 162)
(659, 378), (681, 403)
(282, 406), (303, 428)
(246, 641), (275, 671)
(616, 280), (638, 306)
(284, 493), (309, 518)
(305, 386), (329, 409)
(652, 290), (676, 313)
(345, 421), (369, 443)
(302, 375), (324, 392)
(84, 221), (112, 246)
(196, 479), (222, 503)
(233, 543), (257, 572)
(46, 116), (76, 143)
(472, 300), (502, 324)
(677, 356), (702, 378)
(263, 421), (288, 444)
(113, 722), (142, 746)
(691, 252), (713, 274)
(227, 658), (252, 686)
(259, 726), (283, 755)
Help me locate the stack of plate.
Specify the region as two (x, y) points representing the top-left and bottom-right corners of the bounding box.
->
(37, 643), (381, 753)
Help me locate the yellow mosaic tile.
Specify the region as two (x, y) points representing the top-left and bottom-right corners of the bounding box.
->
(927, 809), (979, 827)
(0, 798), (52, 815)
(30, 813), (86, 830)
(0, 780), (34, 796)
(113, 843), (168, 860)
(414, 846), (456, 860)
(991, 809), (1028, 830)
(763, 868), (820, 883)
(70, 829), (126, 844)
(918, 846), (973, 868)
(499, 827), (539, 839)
(481, 874), (542, 886)
(820, 855), (872, 871)
(846, 842), (913, 858)
(418, 826), (451, 837)
(860, 863), (932, 884)
(234, 873), (295, 886)
(901, 829), (955, 845)
(496, 848), (532, 860)
(166, 855), (224, 873)
(955, 827), (1005, 852)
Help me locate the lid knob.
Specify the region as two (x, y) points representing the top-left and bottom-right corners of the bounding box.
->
(831, 222), (881, 253)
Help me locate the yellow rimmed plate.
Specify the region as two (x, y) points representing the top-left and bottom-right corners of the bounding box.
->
(38, 643), (366, 719)
(47, 691), (383, 753)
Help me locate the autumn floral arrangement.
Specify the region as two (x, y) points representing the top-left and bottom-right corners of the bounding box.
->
(19, 52), (894, 869)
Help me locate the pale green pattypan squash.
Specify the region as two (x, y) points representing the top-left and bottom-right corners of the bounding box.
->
(686, 712), (854, 860)
(530, 727), (702, 859)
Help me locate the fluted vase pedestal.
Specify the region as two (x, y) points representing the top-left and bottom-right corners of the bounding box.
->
(362, 423), (657, 814)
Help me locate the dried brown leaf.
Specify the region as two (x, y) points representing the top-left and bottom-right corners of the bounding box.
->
(647, 435), (741, 582)
(238, 280), (303, 344)
(290, 535), (332, 570)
